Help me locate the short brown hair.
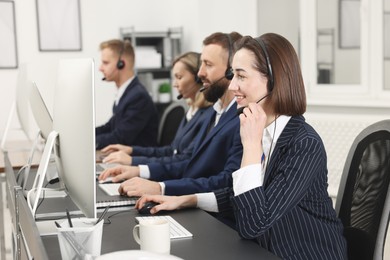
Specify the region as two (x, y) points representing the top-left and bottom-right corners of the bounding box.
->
(99, 39), (135, 65)
(203, 32), (243, 66)
(233, 33), (306, 115)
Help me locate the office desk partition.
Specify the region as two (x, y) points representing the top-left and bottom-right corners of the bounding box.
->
(3, 152), (50, 260)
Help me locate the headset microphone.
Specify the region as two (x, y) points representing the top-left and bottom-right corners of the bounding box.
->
(199, 86), (207, 92)
(102, 77), (106, 81)
(236, 93), (270, 116)
(177, 81), (200, 100)
(199, 75), (227, 92)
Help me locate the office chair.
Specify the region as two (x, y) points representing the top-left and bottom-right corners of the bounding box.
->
(335, 119), (390, 260)
(157, 101), (187, 146)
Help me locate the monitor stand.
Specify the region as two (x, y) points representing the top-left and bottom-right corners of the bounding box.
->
(28, 130), (66, 216)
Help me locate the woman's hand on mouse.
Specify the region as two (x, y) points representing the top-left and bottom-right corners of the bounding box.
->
(136, 195), (198, 214)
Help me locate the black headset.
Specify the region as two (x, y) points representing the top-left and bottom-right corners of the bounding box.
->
(116, 40), (126, 70)
(194, 54), (202, 84)
(254, 37), (274, 92)
(179, 52), (202, 85)
(224, 33), (234, 80)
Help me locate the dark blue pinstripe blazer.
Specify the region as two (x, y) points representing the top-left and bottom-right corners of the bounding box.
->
(215, 115), (347, 260)
(131, 106), (210, 165)
(147, 103), (242, 195)
(95, 77), (158, 149)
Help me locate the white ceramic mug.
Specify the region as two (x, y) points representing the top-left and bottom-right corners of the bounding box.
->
(133, 219), (170, 255)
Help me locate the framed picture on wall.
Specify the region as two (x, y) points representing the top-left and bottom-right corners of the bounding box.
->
(36, 0), (82, 51)
(0, 0), (18, 69)
(339, 0), (360, 49)
(385, 12), (390, 60)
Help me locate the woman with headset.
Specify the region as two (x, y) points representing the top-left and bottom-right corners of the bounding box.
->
(135, 33), (347, 259)
(100, 52), (212, 165)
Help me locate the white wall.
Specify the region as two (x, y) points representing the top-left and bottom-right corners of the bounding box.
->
(257, 0), (300, 51)
(0, 0), (258, 141)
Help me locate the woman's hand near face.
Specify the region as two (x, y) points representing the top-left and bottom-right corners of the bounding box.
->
(239, 102), (267, 167)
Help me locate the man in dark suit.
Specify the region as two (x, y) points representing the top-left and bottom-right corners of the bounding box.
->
(99, 32), (244, 196)
(95, 39), (158, 149)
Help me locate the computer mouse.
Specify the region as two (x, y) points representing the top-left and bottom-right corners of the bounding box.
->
(98, 176), (114, 184)
(138, 201), (159, 215)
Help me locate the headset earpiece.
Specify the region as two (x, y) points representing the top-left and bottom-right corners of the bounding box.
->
(195, 75), (202, 84)
(224, 33), (233, 80)
(193, 53), (203, 84)
(225, 67), (234, 80)
(117, 59), (125, 70)
(254, 37), (274, 93)
(116, 41), (126, 70)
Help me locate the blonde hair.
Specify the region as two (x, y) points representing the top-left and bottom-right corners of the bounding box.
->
(172, 52), (212, 109)
(99, 39), (135, 66)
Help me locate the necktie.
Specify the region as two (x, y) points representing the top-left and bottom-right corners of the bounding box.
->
(261, 153), (266, 170)
(262, 130), (271, 170)
(113, 102), (117, 111)
(206, 113), (216, 134)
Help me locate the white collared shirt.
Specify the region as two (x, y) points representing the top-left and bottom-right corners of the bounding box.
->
(186, 106), (198, 122)
(115, 76), (134, 106)
(212, 97), (236, 126)
(196, 115), (291, 212)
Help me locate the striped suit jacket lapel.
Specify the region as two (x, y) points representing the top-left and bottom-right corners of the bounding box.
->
(263, 115), (305, 185)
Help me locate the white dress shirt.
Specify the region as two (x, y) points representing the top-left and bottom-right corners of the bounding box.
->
(185, 106), (198, 122)
(114, 76), (134, 106)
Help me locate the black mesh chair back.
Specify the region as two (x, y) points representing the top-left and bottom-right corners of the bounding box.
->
(335, 119), (390, 260)
(158, 102), (187, 146)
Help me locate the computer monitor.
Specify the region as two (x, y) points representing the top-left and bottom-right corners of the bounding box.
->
(15, 64), (39, 141)
(1, 64), (38, 151)
(29, 58), (97, 219)
(29, 81), (53, 141)
(22, 81), (55, 190)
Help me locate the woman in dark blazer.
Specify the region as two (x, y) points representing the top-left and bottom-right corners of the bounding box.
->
(136, 33), (348, 260)
(100, 52), (212, 165)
